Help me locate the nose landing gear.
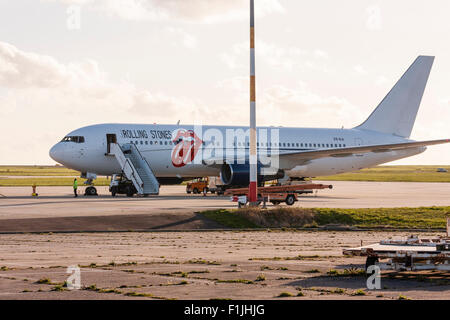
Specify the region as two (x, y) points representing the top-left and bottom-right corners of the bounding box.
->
(81, 172), (98, 196)
(84, 186), (98, 196)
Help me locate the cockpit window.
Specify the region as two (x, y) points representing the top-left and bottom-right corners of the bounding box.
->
(61, 136), (85, 143)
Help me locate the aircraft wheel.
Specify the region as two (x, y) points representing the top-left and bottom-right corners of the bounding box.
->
(85, 186), (98, 196)
(193, 188), (199, 194)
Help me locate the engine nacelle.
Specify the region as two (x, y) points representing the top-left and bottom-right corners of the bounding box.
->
(220, 164), (284, 187)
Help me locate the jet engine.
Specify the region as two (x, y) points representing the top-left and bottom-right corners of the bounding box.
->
(220, 164), (284, 187)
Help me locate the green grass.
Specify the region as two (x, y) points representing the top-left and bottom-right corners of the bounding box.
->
(314, 207), (449, 229)
(0, 165), (110, 186)
(3, 164), (449, 186)
(352, 289), (367, 296)
(0, 165), (79, 176)
(200, 209), (260, 228)
(0, 177), (111, 186)
(199, 207), (450, 229)
(277, 292), (294, 298)
(317, 165), (450, 183)
(216, 279), (254, 284)
(327, 268), (366, 277)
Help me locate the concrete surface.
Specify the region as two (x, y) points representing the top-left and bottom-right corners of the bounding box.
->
(0, 230), (448, 300)
(1, 181), (450, 220)
(0, 181), (450, 233)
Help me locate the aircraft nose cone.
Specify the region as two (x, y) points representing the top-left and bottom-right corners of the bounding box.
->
(49, 143), (65, 163)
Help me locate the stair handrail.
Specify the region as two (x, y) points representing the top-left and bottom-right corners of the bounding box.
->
(129, 143), (160, 188)
(123, 158), (144, 189)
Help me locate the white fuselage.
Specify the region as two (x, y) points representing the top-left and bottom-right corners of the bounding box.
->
(49, 123), (425, 180)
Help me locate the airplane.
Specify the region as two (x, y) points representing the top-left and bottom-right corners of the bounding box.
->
(49, 56), (449, 196)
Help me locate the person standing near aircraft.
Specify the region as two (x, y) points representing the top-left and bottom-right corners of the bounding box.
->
(73, 178), (78, 197)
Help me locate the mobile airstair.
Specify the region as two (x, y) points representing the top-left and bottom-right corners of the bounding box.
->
(110, 143), (159, 195)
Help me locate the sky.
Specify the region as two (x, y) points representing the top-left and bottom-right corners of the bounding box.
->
(1, 0), (450, 165)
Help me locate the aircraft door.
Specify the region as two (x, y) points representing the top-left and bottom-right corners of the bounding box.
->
(106, 134), (117, 154)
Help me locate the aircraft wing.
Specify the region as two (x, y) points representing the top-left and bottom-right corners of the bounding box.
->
(278, 139), (450, 166)
(202, 139), (449, 167)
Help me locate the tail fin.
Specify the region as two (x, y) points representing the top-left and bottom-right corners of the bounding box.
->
(356, 56), (434, 138)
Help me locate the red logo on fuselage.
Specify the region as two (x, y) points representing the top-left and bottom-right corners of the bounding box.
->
(171, 129), (203, 167)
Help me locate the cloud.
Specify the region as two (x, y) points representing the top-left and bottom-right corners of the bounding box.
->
(375, 75), (389, 86)
(51, 0), (285, 23)
(166, 27), (198, 49)
(0, 41), (194, 113)
(0, 42), (109, 90)
(260, 82), (363, 128)
(213, 77), (363, 128)
(215, 76), (248, 92)
(365, 5), (383, 31)
(353, 65), (368, 75)
(0, 41), (208, 163)
(220, 40), (331, 73)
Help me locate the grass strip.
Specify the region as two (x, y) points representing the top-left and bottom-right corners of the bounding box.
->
(199, 207), (450, 229)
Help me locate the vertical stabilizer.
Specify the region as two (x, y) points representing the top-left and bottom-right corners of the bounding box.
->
(356, 56), (434, 138)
